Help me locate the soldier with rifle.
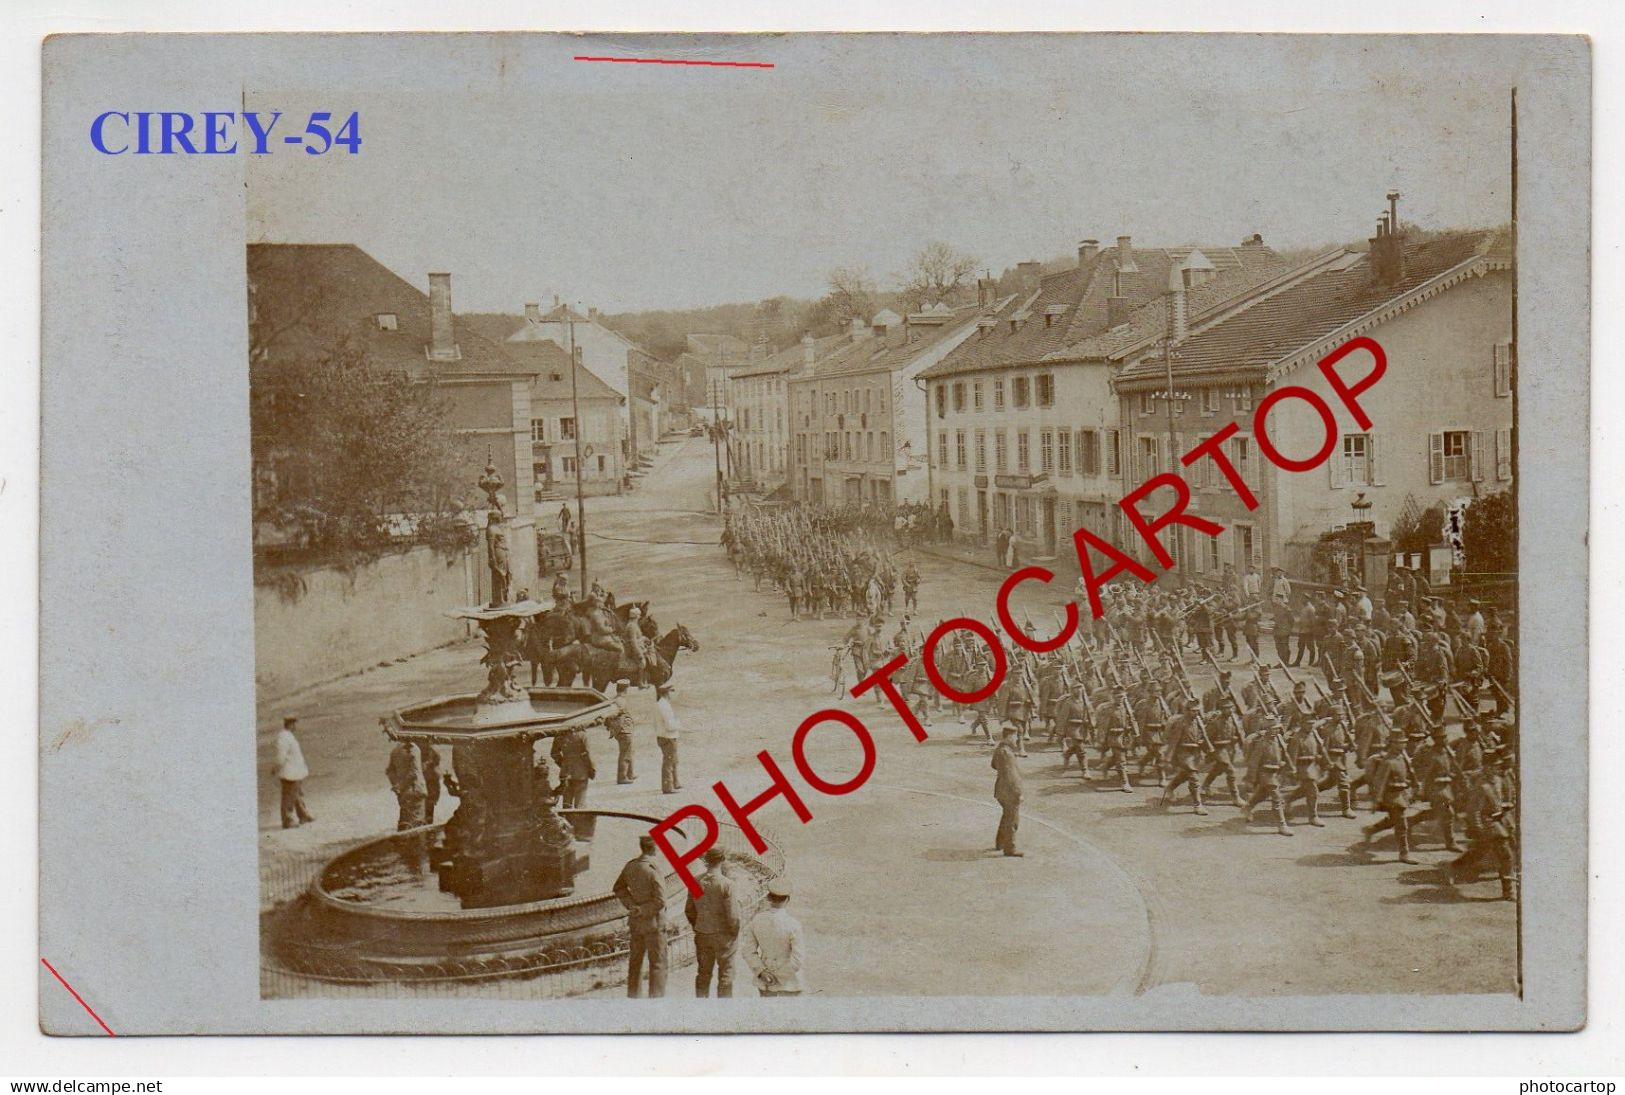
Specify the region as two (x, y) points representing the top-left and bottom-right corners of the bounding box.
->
(1161, 697), (1215, 815)
(1198, 694), (1247, 808)
(1239, 715), (1294, 836)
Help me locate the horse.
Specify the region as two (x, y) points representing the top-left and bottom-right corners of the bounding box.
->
(554, 625), (699, 692)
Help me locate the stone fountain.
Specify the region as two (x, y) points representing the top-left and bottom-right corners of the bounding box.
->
(263, 463), (709, 987)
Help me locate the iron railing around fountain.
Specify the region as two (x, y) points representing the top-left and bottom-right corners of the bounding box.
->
(260, 817), (785, 1000)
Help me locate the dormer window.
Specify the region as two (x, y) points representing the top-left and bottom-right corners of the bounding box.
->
(375, 313), (398, 331)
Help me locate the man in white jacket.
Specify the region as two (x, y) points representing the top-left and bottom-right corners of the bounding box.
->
(275, 716), (314, 829)
(743, 877), (804, 997)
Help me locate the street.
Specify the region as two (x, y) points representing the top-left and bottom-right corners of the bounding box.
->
(259, 435), (1516, 999)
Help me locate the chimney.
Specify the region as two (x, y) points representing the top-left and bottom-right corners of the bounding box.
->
(1017, 260), (1042, 294)
(1167, 261), (1189, 344)
(1078, 239), (1100, 267)
(588, 306), (598, 321)
(427, 272), (458, 361)
(1115, 235), (1138, 273)
(977, 278), (989, 309)
(524, 302), (540, 323)
(801, 332), (816, 372)
(1368, 190), (1406, 286)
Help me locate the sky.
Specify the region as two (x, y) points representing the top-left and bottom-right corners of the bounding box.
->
(245, 33), (1527, 315)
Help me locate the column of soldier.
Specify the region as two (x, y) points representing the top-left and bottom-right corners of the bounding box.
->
(721, 505), (914, 623)
(720, 513), (1520, 902)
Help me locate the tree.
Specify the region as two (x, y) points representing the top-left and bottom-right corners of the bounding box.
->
(823, 265), (876, 327)
(252, 335), (469, 555)
(898, 241), (978, 312)
(1459, 486), (1517, 578)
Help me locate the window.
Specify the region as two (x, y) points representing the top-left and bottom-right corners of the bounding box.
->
(994, 379), (1005, 410)
(1106, 430), (1122, 478)
(975, 430), (987, 473)
(1017, 430), (1031, 472)
(880, 431), (889, 459)
(1337, 433), (1371, 487)
(1041, 429), (1054, 474)
(1217, 429), (1244, 474)
(562, 455), (577, 475)
(938, 431), (949, 468)
(560, 417), (577, 440)
(1057, 429), (1072, 474)
(957, 486), (970, 527)
(1496, 428), (1513, 480)
(1139, 392), (1155, 417)
(952, 382), (966, 412)
(1431, 430), (1477, 483)
(995, 430), (1008, 472)
(956, 429), (967, 469)
(375, 312), (398, 331)
(864, 389), (872, 413)
(597, 455), (606, 474)
(1079, 430), (1100, 476)
(1036, 373), (1055, 407)
(531, 418), (546, 442)
(868, 432), (876, 462)
(1138, 436), (1160, 479)
(1200, 388), (1219, 416)
(1012, 376), (1030, 408)
(1493, 341), (1512, 397)
(1236, 387), (1255, 413)
(1207, 533), (1223, 573)
(973, 381), (984, 411)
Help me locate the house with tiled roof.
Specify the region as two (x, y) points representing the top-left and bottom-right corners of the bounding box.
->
(725, 332), (849, 494)
(789, 303), (986, 507)
(1110, 210), (1513, 585)
(247, 242), (543, 594)
(499, 338), (626, 499)
(498, 299), (666, 462)
(918, 235), (1283, 558)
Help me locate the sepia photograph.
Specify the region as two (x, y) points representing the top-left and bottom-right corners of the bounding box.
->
(241, 33), (1541, 1013)
(30, 25), (1591, 1046)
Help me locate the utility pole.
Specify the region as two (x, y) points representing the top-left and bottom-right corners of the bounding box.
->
(710, 352), (725, 514)
(567, 313), (588, 597)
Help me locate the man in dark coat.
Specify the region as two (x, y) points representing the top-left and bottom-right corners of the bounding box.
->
(992, 725), (1025, 857)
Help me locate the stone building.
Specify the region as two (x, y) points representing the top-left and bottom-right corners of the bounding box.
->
(919, 235), (1283, 558)
(1111, 215), (1513, 586)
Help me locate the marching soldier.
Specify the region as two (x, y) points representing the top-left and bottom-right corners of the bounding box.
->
(1445, 744), (1518, 900)
(1280, 715), (1332, 827)
(1199, 695), (1246, 808)
(1317, 698), (1360, 819)
(1240, 716), (1293, 836)
(1161, 698), (1212, 815)
(1363, 737), (1419, 864)
(1054, 680), (1093, 776)
(902, 562), (921, 613)
(1408, 727), (1463, 852)
(1096, 686), (1135, 793)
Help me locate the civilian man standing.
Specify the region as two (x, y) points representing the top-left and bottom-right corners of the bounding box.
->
(743, 878), (805, 997)
(613, 834), (668, 997)
(655, 683), (683, 794)
(274, 716), (314, 829)
(685, 847), (741, 997)
(992, 725), (1025, 857)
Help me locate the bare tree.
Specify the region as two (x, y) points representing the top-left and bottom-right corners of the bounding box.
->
(824, 265), (875, 327)
(898, 241), (978, 312)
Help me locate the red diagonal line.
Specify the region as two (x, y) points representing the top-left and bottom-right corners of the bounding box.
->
(573, 55), (773, 69)
(41, 958), (116, 1036)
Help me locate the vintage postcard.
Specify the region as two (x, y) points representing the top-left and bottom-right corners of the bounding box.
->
(38, 31), (1589, 1034)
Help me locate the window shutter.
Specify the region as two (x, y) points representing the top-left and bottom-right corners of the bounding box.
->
(1493, 342), (1512, 398)
(1329, 436), (1345, 489)
(1470, 430), (1486, 482)
(1428, 432), (1445, 484)
(1369, 433), (1384, 485)
(1496, 428), (1513, 481)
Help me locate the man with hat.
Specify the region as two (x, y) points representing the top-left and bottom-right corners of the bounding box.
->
(685, 846), (742, 997)
(1096, 687), (1136, 793)
(743, 877), (805, 997)
(274, 715), (315, 829)
(1408, 726), (1463, 852)
(1199, 695), (1246, 808)
(613, 834), (669, 997)
(654, 682), (683, 794)
(991, 724), (1025, 856)
(1240, 716), (1293, 836)
(1363, 736), (1419, 864)
(1444, 742), (1518, 900)
(606, 679), (637, 784)
(1161, 698), (1212, 815)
